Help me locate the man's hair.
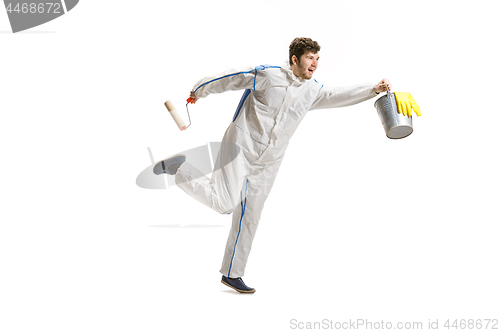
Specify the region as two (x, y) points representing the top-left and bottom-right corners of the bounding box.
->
(289, 37), (321, 65)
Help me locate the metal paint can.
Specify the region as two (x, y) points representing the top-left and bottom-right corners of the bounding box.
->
(374, 91), (413, 139)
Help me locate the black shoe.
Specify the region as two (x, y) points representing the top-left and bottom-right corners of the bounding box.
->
(221, 275), (256, 293)
(153, 154), (186, 175)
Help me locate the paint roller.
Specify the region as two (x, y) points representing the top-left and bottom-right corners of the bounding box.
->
(164, 100), (188, 131)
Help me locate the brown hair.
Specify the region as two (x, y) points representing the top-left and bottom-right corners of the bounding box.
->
(289, 37), (321, 65)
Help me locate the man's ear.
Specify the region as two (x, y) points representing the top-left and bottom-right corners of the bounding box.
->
(291, 55), (298, 66)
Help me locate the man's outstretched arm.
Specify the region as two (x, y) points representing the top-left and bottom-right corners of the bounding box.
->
(187, 66), (258, 104)
(309, 78), (392, 110)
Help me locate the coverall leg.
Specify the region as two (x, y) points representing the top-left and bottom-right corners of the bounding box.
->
(220, 157), (283, 278)
(174, 140), (248, 215)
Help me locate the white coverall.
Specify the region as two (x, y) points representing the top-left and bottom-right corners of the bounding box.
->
(175, 63), (378, 278)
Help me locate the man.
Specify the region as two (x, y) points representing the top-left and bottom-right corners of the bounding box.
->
(155, 37), (391, 293)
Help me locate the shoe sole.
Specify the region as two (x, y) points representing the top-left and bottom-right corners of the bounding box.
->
(153, 154), (186, 175)
(221, 279), (256, 294)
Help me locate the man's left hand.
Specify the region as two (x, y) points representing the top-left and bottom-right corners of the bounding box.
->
(373, 78), (392, 93)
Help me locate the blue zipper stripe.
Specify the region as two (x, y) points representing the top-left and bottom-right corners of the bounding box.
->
(314, 79), (324, 91)
(194, 65), (281, 93)
(228, 179), (248, 278)
(193, 70), (255, 93)
(255, 65), (281, 70)
(232, 89), (251, 122)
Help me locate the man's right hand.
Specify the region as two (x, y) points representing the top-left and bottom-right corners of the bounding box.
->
(187, 91), (199, 104)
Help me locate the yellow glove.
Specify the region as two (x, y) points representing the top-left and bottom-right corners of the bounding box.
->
(394, 92), (421, 117)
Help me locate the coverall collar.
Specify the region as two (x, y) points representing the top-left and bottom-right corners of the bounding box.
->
(283, 61), (309, 85)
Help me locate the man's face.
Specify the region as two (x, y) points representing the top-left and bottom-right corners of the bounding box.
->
(292, 51), (319, 80)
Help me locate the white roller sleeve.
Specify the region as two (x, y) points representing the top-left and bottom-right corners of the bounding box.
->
(164, 100), (187, 131)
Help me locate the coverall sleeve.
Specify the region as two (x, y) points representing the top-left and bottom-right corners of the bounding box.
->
(191, 66), (257, 99)
(309, 82), (378, 110)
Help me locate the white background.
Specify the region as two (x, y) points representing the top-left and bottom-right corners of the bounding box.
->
(1, 1), (499, 332)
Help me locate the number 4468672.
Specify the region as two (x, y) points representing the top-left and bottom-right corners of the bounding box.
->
(444, 319), (498, 330)
(5, 3), (62, 14)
